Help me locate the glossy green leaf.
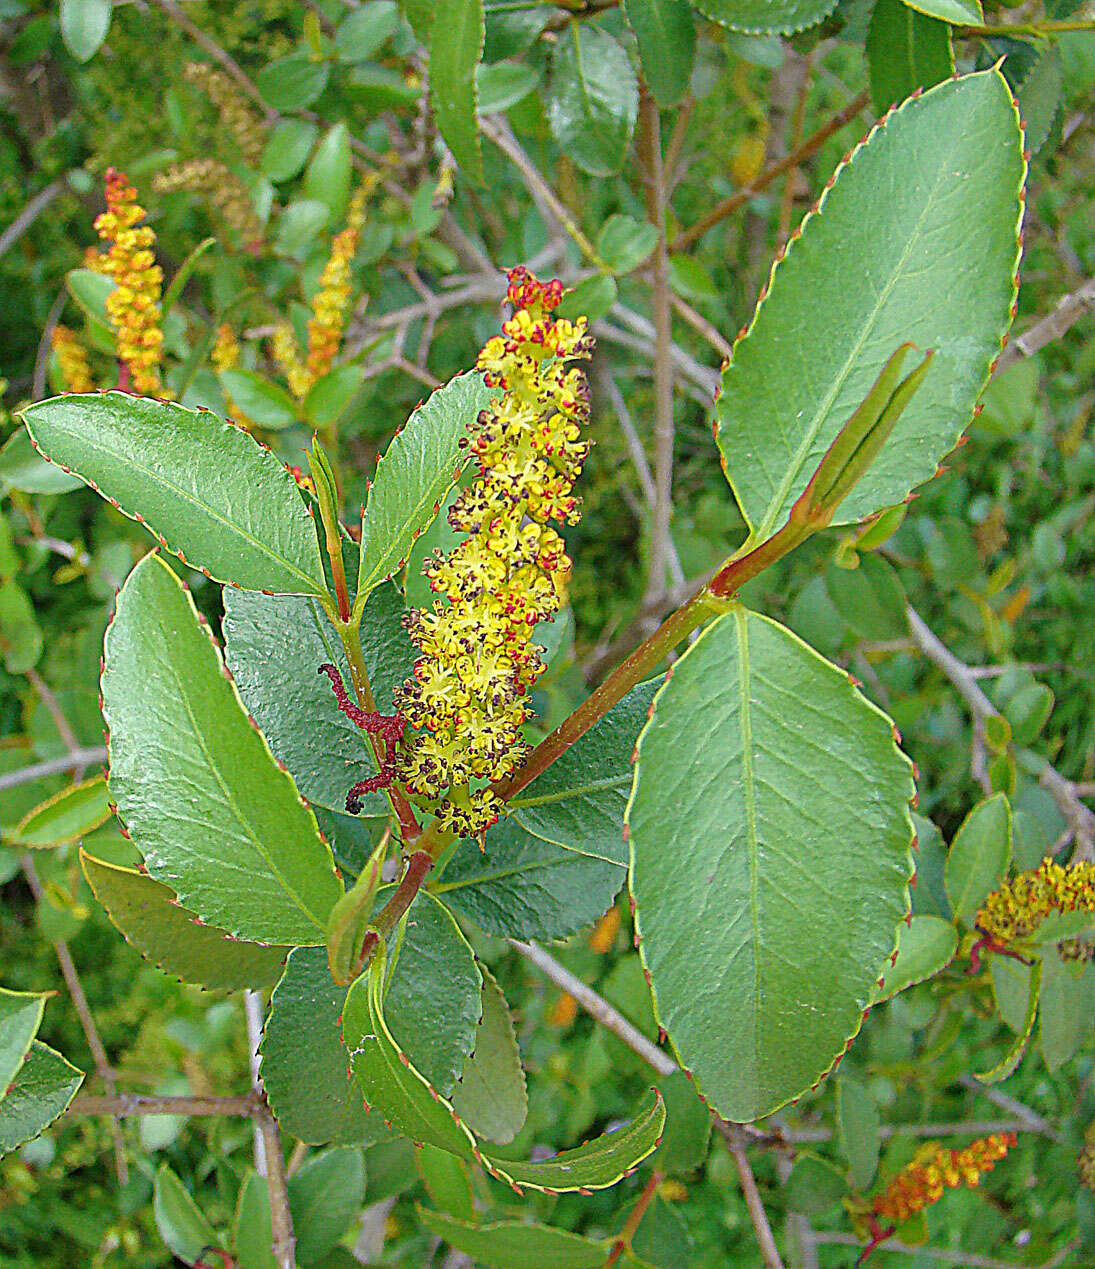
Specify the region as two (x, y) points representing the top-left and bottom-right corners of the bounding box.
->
(547, 25), (638, 178)
(0, 988), (48, 1096)
(0, 581), (42, 674)
(597, 214), (660, 275)
(652, 1070), (711, 1174)
(13, 776), (111, 848)
(554, 273), (617, 323)
(289, 1147), (366, 1264)
(217, 369), (299, 429)
(305, 123), (353, 222)
(451, 968), (527, 1144)
(715, 71), (1024, 538)
(866, 0), (953, 114)
(510, 682), (658, 865)
(785, 1152), (851, 1215)
(102, 553), (341, 945)
(82, 852), (289, 991)
(692, 0), (838, 35)
(627, 606), (914, 1121)
(1006, 682), (1054, 745)
(335, 3), (400, 61)
(1039, 956), (1095, 1072)
(900, 0), (982, 22)
(420, 1211), (612, 1269)
(416, 1145), (476, 1221)
(873, 915), (958, 1003)
(430, 0), (484, 183)
(21, 393), (326, 593)
(0, 428), (84, 494)
(261, 118), (318, 182)
(235, 1170), (276, 1269)
(432, 818), (625, 940)
(0, 1041), (84, 1155)
(837, 1078), (880, 1190)
(304, 364), (365, 429)
(977, 957), (1040, 1082)
(344, 945), (665, 1191)
(261, 947), (392, 1146)
(621, 0), (695, 106)
(222, 582), (414, 816)
(944, 793), (1011, 922)
(476, 61), (541, 114)
(153, 1164), (219, 1264)
(274, 199), (331, 256)
(357, 371), (494, 602)
(60, 0), (112, 61)
(256, 52), (329, 111)
(823, 556), (908, 642)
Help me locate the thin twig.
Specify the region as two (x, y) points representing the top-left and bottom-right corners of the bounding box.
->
(957, 1073), (1061, 1140)
(812, 1231), (1079, 1268)
(243, 991), (296, 1269)
(781, 1117), (1037, 1143)
(716, 1122), (786, 1269)
(906, 606), (1095, 862)
(0, 747), (108, 791)
(71, 1093), (258, 1117)
(33, 289), (67, 400)
(669, 91), (871, 253)
(994, 276), (1095, 375)
(0, 180), (65, 260)
(25, 667), (80, 755)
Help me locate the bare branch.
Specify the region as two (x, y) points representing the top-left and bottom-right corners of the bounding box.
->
(812, 1231), (1079, 1268)
(244, 991), (296, 1269)
(0, 180), (65, 260)
(994, 276), (1095, 374)
(0, 748), (108, 792)
(72, 1093), (258, 1117)
(715, 1121), (786, 1269)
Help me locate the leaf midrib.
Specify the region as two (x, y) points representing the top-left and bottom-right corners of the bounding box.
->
(734, 608), (762, 1085)
(509, 773), (626, 809)
(36, 413), (323, 593)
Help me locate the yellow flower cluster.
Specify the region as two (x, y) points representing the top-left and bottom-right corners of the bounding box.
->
(305, 187), (369, 384)
(154, 159), (263, 250)
(211, 323), (255, 429)
(1080, 1121), (1095, 1192)
(51, 326), (95, 393)
(872, 1134), (1016, 1226)
(91, 168), (165, 396)
(975, 857), (1095, 948)
(393, 267), (593, 839)
(184, 62), (266, 165)
(271, 323), (311, 401)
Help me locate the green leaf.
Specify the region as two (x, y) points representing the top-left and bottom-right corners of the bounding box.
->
(289, 1147), (366, 1264)
(335, 3), (400, 62)
(12, 776), (111, 848)
(217, 369), (300, 429)
(715, 70), (1024, 538)
(357, 371), (494, 603)
(416, 1145), (476, 1221)
(836, 1077), (880, 1190)
(510, 682), (657, 865)
(1038, 956), (1095, 1072)
(0, 1041), (84, 1155)
(420, 1210), (612, 1269)
(162, 236), (216, 320)
(432, 818), (625, 941)
(627, 606), (914, 1122)
(900, 0), (982, 22)
(153, 1164), (219, 1264)
(944, 793), (1011, 923)
(344, 944), (665, 1191)
(554, 273), (618, 323)
(274, 198), (331, 256)
(235, 1170), (276, 1269)
(60, 0), (112, 62)
(261, 118), (318, 182)
(65, 267), (115, 340)
(430, 0), (485, 183)
(102, 553), (341, 945)
(450, 967), (527, 1144)
(305, 123), (353, 222)
(866, 0), (953, 114)
(21, 393), (326, 594)
(547, 25), (638, 178)
(991, 954), (1033, 1033)
(873, 915), (958, 1003)
(621, 0), (695, 106)
(785, 1152), (851, 1215)
(304, 364), (365, 429)
(82, 851), (289, 991)
(0, 427), (84, 494)
(1016, 44), (1062, 158)
(0, 988), (48, 1096)
(692, 0), (838, 35)
(0, 580), (42, 674)
(1006, 682), (1054, 745)
(823, 556), (908, 642)
(597, 214), (660, 275)
(652, 1070), (711, 1174)
(976, 956), (1041, 1083)
(476, 62), (541, 114)
(261, 947), (393, 1146)
(222, 583), (414, 816)
(256, 52), (330, 111)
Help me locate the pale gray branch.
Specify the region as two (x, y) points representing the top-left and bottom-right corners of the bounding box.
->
(0, 747), (108, 791)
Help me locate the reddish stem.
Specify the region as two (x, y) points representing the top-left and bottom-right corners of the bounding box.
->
(603, 1171), (663, 1268)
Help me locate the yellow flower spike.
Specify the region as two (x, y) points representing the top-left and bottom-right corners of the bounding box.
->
(304, 187), (370, 386)
(971, 857), (1095, 966)
(154, 159), (263, 250)
(92, 168), (166, 397)
(51, 326), (95, 394)
(392, 267), (593, 838)
(184, 62), (266, 166)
